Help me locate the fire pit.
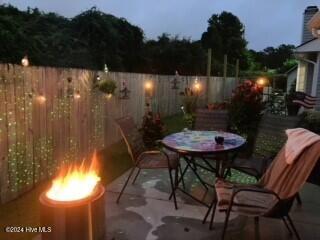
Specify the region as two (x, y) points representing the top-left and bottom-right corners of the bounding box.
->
(39, 151), (105, 240)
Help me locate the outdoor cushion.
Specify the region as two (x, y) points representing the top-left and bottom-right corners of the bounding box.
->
(215, 179), (277, 216)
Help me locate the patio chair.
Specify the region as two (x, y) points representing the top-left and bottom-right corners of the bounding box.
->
(210, 128), (320, 240)
(227, 114), (299, 180)
(194, 109), (228, 131)
(192, 109), (228, 172)
(114, 116), (181, 209)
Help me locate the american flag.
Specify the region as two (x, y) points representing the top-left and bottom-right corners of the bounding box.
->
(292, 91), (318, 109)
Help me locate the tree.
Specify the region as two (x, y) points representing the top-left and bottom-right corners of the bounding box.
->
(201, 11), (248, 74)
(142, 34), (206, 75)
(247, 44), (296, 73)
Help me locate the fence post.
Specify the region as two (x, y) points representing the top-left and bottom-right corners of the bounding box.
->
(235, 59), (239, 84)
(223, 54), (228, 100)
(206, 48), (212, 103)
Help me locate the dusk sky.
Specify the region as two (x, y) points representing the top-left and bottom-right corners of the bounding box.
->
(1, 0), (319, 50)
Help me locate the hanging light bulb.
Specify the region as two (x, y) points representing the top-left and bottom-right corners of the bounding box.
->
(37, 93), (46, 103)
(74, 90), (81, 99)
(193, 78), (201, 92)
(21, 56), (29, 67)
(104, 64), (109, 73)
(106, 93), (112, 99)
(145, 81), (153, 90)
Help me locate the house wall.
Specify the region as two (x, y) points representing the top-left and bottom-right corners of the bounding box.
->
(296, 61), (308, 92)
(316, 57), (320, 110)
(306, 63), (314, 94)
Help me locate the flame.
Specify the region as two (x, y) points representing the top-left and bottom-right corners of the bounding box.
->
(46, 151), (100, 201)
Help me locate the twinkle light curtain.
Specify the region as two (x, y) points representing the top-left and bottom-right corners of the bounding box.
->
(0, 64), (232, 203)
(0, 64), (106, 203)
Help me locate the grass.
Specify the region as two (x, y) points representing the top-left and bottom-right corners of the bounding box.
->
(0, 114), (184, 240)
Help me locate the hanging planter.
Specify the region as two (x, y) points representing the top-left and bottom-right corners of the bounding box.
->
(98, 79), (117, 95)
(97, 64), (117, 96)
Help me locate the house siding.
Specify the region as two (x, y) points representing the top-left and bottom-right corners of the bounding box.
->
(296, 61), (308, 92)
(316, 61), (320, 110)
(316, 69), (320, 111)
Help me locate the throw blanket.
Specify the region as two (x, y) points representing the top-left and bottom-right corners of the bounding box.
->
(261, 129), (320, 199)
(285, 128), (320, 164)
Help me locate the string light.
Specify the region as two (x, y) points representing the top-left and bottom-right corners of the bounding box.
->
(74, 90), (81, 99)
(193, 78), (201, 92)
(21, 56), (29, 67)
(145, 81), (153, 90)
(257, 77), (267, 86)
(0, 67), (107, 196)
(104, 64), (109, 73)
(37, 93), (46, 103)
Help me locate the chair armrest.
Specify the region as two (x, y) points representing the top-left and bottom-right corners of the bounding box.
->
(139, 150), (161, 157)
(136, 150), (161, 164)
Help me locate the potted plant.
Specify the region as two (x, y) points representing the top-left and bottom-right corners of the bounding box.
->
(299, 111), (320, 134)
(98, 78), (117, 96)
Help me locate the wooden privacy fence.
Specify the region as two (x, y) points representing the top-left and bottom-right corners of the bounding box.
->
(0, 64), (236, 203)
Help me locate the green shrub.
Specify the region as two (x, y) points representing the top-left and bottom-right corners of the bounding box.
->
(228, 80), (264, 136)
(299, 111), (320, 134)
(184, 113), (195, 129)
(228, 80), (264, 156)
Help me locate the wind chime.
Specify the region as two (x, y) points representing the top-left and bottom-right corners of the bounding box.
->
(119, 80), (130, 99)
(171, 70), (180, 89)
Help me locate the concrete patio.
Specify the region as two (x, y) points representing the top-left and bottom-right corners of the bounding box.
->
(104, 165), (320, 240)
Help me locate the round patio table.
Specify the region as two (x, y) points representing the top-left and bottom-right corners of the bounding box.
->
(162, 130), (245, 178)
(162, 130), (246, 223)
(162, 130), (246, 156)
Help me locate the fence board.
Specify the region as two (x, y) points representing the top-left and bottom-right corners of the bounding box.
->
(0, 63), (236, 203)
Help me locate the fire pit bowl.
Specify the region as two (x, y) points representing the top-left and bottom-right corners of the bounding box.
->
(39, 183), (105, 240)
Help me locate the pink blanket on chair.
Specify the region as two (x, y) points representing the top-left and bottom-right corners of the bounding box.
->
(285, 128), (320, 164)
(261, 128), (320, 199)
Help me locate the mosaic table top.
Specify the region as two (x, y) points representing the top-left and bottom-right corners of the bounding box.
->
(162, 130), (246, 154)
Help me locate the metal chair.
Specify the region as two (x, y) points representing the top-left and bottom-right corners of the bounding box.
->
(178, 109), (228, 190)
(194, 109), (228, 131)
(114, 116), (181, 209)
(211, 139), (320, 240)
(227, 114), (300, 180)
